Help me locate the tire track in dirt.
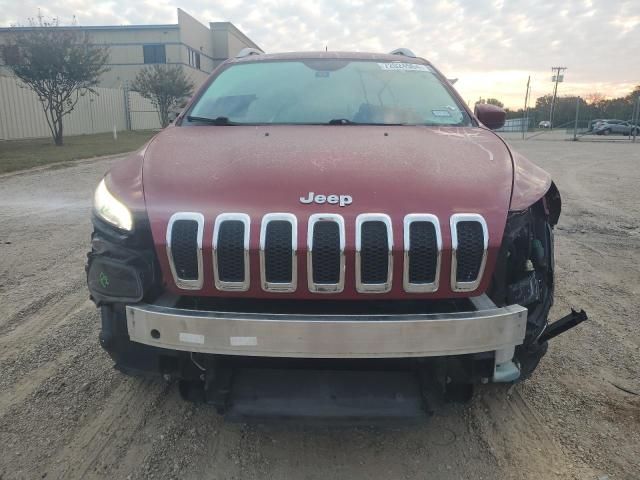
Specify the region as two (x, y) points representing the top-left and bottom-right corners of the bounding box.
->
(512, 138), (640, 479)
(47, 379), (173, 480)
(0, 350), (74, 419)
(470, 386), (596, 480)
(0, 280), (88, 346)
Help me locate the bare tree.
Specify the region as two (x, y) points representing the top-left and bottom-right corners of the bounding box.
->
(3, 17), (110, 145)
(131, 65), (194, 128)
(585, 92), (605, 105)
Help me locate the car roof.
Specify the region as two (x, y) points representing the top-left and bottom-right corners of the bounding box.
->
(227, 51), (432, 66)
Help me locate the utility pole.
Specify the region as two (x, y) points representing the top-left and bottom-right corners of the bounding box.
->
(633, 96), (640, 143)
(573, 96), (580, 141)
(522, 75), (531, 140)
(549, 66), (567, 130)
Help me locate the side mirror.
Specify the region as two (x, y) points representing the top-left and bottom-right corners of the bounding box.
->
(474, 103), (506, 130)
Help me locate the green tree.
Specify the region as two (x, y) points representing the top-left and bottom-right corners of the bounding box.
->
(485, 98), (504, 108)
(4, 18), (110, 146)
(131, 65), (194, 128)
(475, 97), (504, 109)
(532, 88), (640, 127)
(533, 95), (588, 127)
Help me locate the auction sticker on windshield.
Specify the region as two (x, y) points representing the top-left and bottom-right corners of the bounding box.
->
(377, 63), (431, 72)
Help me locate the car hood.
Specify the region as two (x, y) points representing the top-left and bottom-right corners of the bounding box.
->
(143, 125), (513, 217)
(142, 125), (514, 298)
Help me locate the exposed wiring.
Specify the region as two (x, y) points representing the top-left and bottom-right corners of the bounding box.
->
(190, 352), (206, 372)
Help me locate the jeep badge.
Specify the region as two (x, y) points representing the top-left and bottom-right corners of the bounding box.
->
(299, 192), (352, 207)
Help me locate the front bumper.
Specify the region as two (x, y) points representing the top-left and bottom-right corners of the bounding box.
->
(126, 296), (527, 372)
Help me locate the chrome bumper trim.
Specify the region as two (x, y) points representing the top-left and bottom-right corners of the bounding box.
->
(126, 299), (528, 359)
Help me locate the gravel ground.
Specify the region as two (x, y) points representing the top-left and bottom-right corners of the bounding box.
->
(0, 138), (638, 480)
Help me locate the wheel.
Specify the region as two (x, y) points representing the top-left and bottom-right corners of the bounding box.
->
(603, 128), (611, 136)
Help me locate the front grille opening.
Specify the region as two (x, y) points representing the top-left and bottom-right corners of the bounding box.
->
(171, 220), (199, 280)
(408, 222), (438, 284)
(264, 220), (293, 283)
(456, 221), (484, 282)
(360, 221), (389, 284)
(217, 220), (245, 282)
(312, 221), (341, 284)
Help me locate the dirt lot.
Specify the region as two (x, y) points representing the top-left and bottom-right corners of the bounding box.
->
(0, 137), (638, 480)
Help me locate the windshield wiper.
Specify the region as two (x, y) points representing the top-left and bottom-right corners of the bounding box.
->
(186, 115), (241, 125)
(328, 118), (357, 125)
(327, 118), (407, 126)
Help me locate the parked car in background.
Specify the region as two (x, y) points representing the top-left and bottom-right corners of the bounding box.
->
(593, 119), (640, 135)
(588, 119), (605, 131)
(538, 120), (551, 129)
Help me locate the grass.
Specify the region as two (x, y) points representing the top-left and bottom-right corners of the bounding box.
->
(0, 130), (158, 174)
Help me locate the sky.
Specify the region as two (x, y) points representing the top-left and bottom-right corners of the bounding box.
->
(1, 0), (638, 108)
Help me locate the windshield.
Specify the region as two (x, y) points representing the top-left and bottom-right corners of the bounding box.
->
(186, 59), (471, 126)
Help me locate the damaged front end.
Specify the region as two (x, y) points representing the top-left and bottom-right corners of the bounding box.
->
(86, 212), (164, 367)
(488, 183), (586, 379)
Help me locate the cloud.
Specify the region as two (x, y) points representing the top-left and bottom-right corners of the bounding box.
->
(2, 0), (638, 107)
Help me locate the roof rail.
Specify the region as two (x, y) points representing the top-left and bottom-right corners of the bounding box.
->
(236, 48), (263, 58)
(389, 48), (416, 58)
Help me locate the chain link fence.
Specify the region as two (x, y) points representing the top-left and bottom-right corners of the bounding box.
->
(499, 96), (640, 143)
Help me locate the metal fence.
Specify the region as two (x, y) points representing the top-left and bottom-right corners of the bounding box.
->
(0, 76), (161, 140)
(496, 117), (529, 132)
(497, 96), (640, 143)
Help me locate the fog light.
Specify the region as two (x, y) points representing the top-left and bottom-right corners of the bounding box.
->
(87, 257), (144, 303)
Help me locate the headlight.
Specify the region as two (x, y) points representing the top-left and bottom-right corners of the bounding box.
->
(94, 179), (133, 231)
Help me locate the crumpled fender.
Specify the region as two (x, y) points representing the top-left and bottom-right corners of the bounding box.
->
(509, 149), (560, 223)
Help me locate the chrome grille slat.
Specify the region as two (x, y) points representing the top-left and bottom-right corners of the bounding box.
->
(163, 211), (489, 294)
(213, 213), (250, 291)
(403, 214), (442, 292)
(307, 214), (345, 293)
(450, 214), (488, 292)
(260, 213), (297, 292)
(166, 212), (204, 290)
(355, 214), (393, 293)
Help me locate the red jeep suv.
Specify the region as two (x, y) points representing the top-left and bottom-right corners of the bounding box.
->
(87, 48), (585, 419)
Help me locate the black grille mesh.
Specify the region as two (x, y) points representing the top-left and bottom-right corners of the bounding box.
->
(360, 221), (389, 284)
(170, 220), (199, 280)
(408, 222), (438, 284)
(456, 221), (485, 282)
(264, 221), (293, 283)
(217, 220), (245, 282)
(312, 221), (341, 284)
(168, 214), (486, 290)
